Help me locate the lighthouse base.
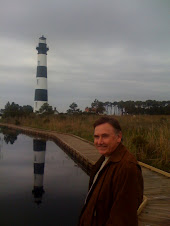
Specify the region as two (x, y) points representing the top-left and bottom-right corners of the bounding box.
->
(34, 101), (47, 112)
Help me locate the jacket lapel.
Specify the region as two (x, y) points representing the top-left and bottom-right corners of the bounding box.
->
(89, 143), (127, 187)
(89, 155), (105, 189)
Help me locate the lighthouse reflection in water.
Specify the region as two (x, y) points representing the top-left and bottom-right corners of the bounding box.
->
(32, 139), (46, 204)
(0, 130), (89, 226)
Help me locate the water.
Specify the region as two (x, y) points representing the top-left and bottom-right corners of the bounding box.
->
(0, 127), (89, 226)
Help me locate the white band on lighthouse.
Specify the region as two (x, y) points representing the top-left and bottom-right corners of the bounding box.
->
(34, 151), (46, 163)
(37, 54), (47, 67)
(35, 77), (48, 90)
(34, 101), (47, 112)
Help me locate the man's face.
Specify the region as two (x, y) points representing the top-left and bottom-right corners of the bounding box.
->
(94, 123), (122, 156)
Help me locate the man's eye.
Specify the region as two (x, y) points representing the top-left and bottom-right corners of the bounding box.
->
(94, 136), (99, 139)
(102, 135), (109, 138)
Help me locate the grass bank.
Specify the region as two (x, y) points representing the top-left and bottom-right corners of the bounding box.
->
(1, 114), (170, 172)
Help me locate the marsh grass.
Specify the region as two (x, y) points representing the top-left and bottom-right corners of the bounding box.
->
(2, 114), (170, 172)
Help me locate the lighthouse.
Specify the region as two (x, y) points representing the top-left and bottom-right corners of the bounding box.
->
(34, 36), (49, 112)
(32, 139), (46, 204)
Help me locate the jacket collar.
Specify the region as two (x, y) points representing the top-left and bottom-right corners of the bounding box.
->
(92, 143), (127, 175)
(89, 143), (127, 190)
(105, 142), (127, 163)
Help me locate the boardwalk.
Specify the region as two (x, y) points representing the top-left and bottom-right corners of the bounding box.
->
(0, 123), (170, 225)
(138, 167), (170, 226)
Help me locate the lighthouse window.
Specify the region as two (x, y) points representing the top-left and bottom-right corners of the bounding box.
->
(35, 102), (37, 108)
(37, 79), (39, 85)
(38, 61), (40, 66)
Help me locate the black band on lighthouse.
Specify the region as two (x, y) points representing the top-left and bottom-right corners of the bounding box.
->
(33, 140), (46, 151)
(34, 89), (48, 101)
(36, 43), (49, 54)
(34, 163), (45, 174)
(36, 66), (47, 78)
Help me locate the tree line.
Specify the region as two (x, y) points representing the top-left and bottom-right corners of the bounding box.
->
(83, 99), (170, 115)
(0, 102), (33, 118)
(102, 100), (170, 115)
(0, 99), (169, 118)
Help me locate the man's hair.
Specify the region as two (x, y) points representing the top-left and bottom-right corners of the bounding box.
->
(93, 116), (122, 134)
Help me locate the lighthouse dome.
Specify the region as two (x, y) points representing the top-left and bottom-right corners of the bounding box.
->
(40, 35), (46, 40)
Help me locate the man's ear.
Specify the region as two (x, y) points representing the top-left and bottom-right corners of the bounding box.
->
(117, 131), (122, 143)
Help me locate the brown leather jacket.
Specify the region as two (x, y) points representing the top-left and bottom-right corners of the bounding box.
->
(78, 143), (143, 226)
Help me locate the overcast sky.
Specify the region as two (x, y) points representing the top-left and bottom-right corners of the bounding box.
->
(0, 0), (170, 112)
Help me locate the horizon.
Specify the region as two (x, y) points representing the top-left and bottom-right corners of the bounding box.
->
(1, 99), (169, 113)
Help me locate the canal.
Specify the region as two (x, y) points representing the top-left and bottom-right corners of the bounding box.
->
(0, 127), (89, 226)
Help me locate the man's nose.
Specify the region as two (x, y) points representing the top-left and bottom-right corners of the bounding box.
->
(98, 137), (103, 144)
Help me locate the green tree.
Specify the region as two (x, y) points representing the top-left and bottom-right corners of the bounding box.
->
(67, 102), (81, 114)
(22, 105), (33, 115)
(3, 102), (22, 118)
(38, 103), (54, 115)
(91, 99), (105, 114)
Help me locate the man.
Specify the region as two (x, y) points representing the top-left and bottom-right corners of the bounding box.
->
(78, 117), (143, 226)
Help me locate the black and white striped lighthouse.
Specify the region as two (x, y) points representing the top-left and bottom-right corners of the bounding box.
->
(34, 36), (49, 112)
(32, 139), (46, 204)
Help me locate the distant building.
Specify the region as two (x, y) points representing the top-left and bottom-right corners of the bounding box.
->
(54, 107), (59, 115)
(104, 105), (125, 115)
(84, 107), (96, 113)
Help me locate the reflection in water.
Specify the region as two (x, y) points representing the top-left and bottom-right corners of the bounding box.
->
(32, 139), (46, 205)
(0, 129), (89, 226)
(4, 133), (18, 144)
(0, 127), (19, 144)
(0, 135), (3, 159)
